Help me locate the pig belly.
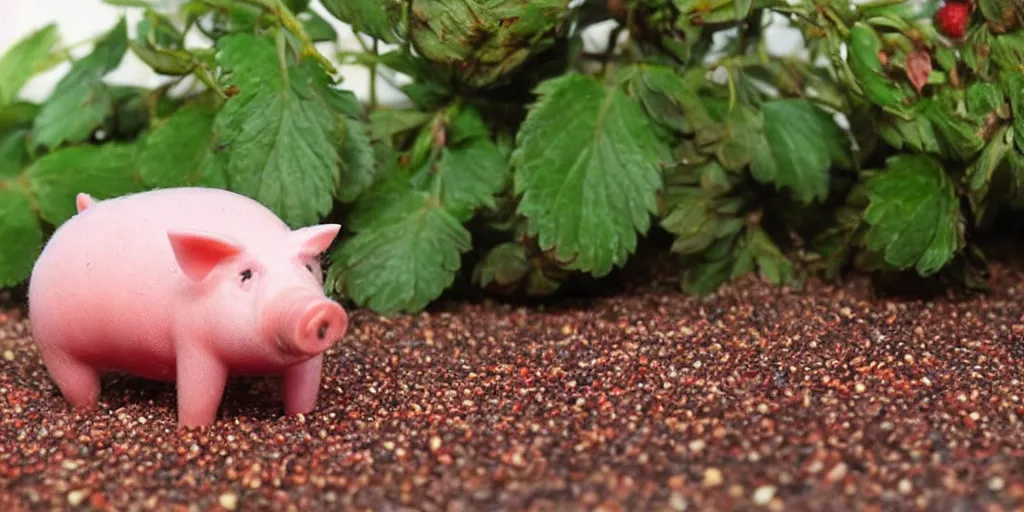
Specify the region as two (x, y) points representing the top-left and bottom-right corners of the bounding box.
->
(33, 289), (180, 381)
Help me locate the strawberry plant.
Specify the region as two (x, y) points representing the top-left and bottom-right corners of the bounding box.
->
(0, 0), (1022, 314)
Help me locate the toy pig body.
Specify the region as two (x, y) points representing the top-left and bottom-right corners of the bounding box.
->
(27, 187), (349, 427)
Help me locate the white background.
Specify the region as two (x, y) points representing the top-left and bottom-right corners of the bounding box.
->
(0, 0), (819, 105)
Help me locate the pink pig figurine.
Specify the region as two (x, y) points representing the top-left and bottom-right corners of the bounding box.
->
(27, 187), (349, 427)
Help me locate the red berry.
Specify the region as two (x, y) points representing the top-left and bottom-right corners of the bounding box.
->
(935, 1), (971, 39)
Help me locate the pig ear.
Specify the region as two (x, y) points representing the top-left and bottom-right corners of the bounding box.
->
(76, 193), (96, 213)
(291, 224), (341, 256)
(167, 229), (244, 281)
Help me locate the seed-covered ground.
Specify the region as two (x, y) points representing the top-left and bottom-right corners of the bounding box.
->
(3, 253), (1024, 511)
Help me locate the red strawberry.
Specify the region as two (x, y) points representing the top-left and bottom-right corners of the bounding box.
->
(935, 1), (971, 39)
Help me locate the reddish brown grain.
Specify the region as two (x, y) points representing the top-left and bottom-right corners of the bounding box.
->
(2, 262), (1024, 511)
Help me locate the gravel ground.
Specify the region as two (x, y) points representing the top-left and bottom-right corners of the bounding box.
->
(3, 254), (1024, 511)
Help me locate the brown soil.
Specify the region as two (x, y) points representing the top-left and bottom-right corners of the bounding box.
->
(2, 256), (1024, 511)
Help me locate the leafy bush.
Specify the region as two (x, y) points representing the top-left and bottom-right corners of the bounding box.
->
(0, 0), (1022, 314)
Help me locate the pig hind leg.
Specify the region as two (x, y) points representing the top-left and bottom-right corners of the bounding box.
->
(40, 351), (101, 409)
(283, 354), (324, 415)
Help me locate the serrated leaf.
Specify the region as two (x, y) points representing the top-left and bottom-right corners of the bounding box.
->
(26, 143), (145, 226)
(435, 137), (508, 222)
(750, 99), (848, 204)
(513, 73), (669, 276)
(320, 0), (398, 43)
(863, 154), (963, 276)
(327, 188), (470, 315)
(0, 24), (60, 106)
(33, 18), (129, 149)
(139, 101), (226, 188)
(0, 188), (43, 287)
(213, 33), (342, 227)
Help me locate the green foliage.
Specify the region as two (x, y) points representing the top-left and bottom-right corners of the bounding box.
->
(512, 72), (669, 277)
(1, 0), (1023, 313)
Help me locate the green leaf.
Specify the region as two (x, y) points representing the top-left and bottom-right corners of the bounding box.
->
(434, 137), (508, 222)
(300, 10), (339, 42)
(26, 143), (145, 226)
(966, 81), (1005, 117)
(629, 65), (713, 135)
(750, 99), (848, 204)
(0, 130), (30, 179)
(847, 22), (909, 110)
(1002, 71), (1024, 153)
(472, 242), (530, 290)
(965, 126), (1013, 222)
(744, 227), (796, 286)
(0, 23), (61, 106)
(212, 33), (343, 227)
(337, 114), (378, 202)
(863, 154), (964, 276)
(921, 97), (985, 161)
(129, 10), (197, 75)
(327, 187), (471, 315)
(285, 0), (311, 13)
(512, 73), (669, 276)
(33, 18), (129, 149)
(0, 188), (43, 287)
(713, 103), (762, 172)
(0, 101), (39, 133)
(370, 109), (433, 140)
(320, 0), (398, 43)
(978, 0), (1023, 30)
(680, 234), (739, 295)
(139, 101), (226, 189)
(992, 33), (1024, 72)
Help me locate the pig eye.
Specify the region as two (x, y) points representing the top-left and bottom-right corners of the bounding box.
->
(305, 264), (314, 273)
(240, 269), (253, 282)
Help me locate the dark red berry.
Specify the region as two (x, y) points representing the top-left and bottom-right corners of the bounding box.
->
(935, 1), (971, 39)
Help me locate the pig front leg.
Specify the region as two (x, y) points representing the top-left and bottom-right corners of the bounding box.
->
(40, 350), (101, 410)
(175, 343), (229, 427)
(282, 354), (324, 415)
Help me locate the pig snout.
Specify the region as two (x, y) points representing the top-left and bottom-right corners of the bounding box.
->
(266, 290), (348, 356)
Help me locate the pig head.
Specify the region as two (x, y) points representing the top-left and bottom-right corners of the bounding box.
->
(163, 224), (348, 425)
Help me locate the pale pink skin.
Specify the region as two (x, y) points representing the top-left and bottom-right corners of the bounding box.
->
(27, 187), (349, 427)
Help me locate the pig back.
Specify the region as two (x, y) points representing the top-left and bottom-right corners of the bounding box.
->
(28, 187), (291, 368)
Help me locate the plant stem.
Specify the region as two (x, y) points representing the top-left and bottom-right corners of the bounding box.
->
(212, 0), (338, 75)
(353, 34), (380, 109)
(371, 39), (379, 110)
(601, 24), (625, 75)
